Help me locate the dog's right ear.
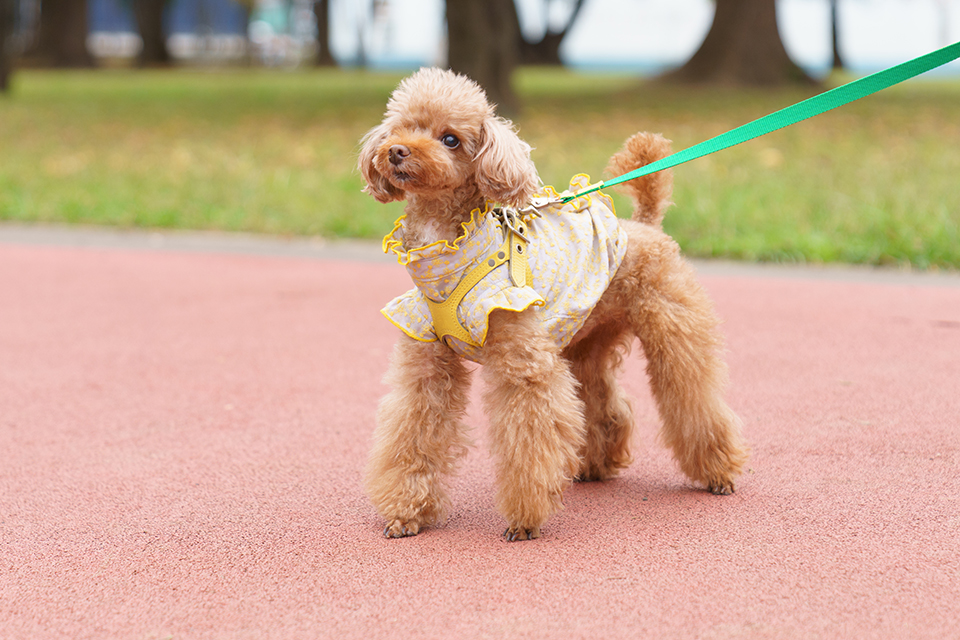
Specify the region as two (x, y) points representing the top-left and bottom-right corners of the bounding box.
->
(358, 123), (406, 203)
(475, 116), (539, 208)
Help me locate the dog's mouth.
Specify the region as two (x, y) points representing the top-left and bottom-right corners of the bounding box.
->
(388, 167), (421, 187)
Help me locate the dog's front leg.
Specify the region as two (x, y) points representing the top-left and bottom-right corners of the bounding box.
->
(482, 308), (586, 541)
(365, 335), (472, 538)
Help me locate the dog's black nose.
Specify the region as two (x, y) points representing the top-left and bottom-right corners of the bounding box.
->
(388, 145), (410, 166)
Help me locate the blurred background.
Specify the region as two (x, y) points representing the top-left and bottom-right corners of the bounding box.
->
(3, 1), (959, 80)
(2, 1), (959, 71)
(1, 1), (958, 268)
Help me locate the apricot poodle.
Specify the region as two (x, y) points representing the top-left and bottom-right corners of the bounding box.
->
(358, 68), (748, 541)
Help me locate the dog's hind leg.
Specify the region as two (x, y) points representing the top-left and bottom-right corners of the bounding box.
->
(615, 223), (749, 494)
(482, 308), (586, 541)
(563, 327), (636, 481)
(365, 335), (472, 538)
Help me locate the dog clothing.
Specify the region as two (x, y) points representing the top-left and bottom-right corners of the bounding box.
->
(382, 175), (628, 363)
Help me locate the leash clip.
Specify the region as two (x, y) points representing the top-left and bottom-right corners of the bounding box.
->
(560, 180), (605, 203)
(524, 180), (606, 211)
(525, 194), (561, 211)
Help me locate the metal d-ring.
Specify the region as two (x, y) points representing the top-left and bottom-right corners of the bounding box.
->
(493, 207), (529, 243)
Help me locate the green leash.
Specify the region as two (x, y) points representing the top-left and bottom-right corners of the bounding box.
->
(551, 40), (960, 205)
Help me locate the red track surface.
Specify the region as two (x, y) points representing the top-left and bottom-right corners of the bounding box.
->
(2, 231), (959, 639)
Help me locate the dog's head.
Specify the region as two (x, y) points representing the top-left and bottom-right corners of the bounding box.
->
(358, 68), (538, 208)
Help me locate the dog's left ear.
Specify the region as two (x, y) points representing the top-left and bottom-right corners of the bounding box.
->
(475, 117), (539, 208)
(358, 123), (406, 203)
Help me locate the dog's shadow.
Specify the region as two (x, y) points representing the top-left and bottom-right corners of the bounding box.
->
(421, 465), (749, 543)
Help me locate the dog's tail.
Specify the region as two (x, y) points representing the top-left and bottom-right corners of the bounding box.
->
(605, 132), (673, 228)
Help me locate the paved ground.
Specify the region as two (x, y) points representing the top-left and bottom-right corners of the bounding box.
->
(2, 224), (959, 640)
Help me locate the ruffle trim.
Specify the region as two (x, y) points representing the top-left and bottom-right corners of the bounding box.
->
(381, 284), (545, 361)
(382, 202), (493, 266)
(380, 174), (615, 267)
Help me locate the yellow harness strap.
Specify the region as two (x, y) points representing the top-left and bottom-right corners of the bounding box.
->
(425, 209), (533, 348)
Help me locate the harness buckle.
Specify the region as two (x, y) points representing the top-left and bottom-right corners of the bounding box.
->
(492, 207), (530, 242)
(492, 207), (533, 288)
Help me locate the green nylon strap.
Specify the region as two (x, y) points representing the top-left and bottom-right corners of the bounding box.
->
(564, 40), (960, 203)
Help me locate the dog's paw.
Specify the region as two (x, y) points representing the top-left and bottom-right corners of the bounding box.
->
(575, 467), (619, 483)
(708, 480), (735, 496)
(504, 525), (541, 542)
(384, 519), (421, 538)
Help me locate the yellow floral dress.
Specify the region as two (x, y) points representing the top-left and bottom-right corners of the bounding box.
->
(382, 175), (627, 363)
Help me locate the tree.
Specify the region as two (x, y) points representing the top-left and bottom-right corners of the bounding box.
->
(1, 0), (13, 92)
(446, 0), (520, 114)
(518, 0), (587, 66)
(133, 0), (171, 66)
(314, 0), (335, 66)
(26, 0), (95, 67)
(830, 0), (844, 71)
(663, 0), (814, 85)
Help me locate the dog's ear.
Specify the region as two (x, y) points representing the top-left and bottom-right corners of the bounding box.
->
(358, 123), (406, 203)
(474, 117), (539, 208)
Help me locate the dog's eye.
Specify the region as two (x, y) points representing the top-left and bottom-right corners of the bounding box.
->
(440, 134), (460, 149)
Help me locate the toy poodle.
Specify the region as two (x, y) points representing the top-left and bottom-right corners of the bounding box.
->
(358, 67), (748, 541)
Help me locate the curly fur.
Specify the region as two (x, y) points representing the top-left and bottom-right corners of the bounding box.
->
(359, 68), (749, 541)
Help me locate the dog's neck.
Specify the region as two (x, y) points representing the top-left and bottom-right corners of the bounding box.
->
(401, 184), (486, 250)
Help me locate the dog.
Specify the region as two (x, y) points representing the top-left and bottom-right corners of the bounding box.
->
(358, 68), (748, 541)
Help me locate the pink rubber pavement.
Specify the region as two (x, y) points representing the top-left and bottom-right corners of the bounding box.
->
(2, 234), (958, 639)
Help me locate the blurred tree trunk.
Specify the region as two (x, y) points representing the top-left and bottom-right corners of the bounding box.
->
(830, 0), (844, 70)
(27, 0), (95, 67)
(662, 0), (814, 85)
(520, 0), (586, 66)
(232, 0), (255, 65)
(446, 0), (520, 115)
(314, 0), (335, 66)
(236, 1), (252, 65)
(1, 0), (13, 92)
(134, 0), (171, 67)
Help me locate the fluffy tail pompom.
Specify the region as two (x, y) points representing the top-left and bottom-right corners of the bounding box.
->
(606, 132), (674, 227)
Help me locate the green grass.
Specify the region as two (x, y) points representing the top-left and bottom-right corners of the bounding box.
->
(2, 68), (959, 269)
